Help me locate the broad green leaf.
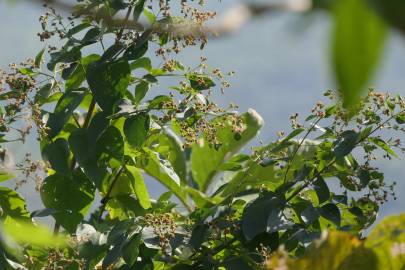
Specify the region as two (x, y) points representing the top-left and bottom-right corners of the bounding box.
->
(80, 27), (101, 45)
(40, 170), (95, 233)
(69, 128), (107, 188)
(242, 192), (282, 241)
(124, 113), (150, 148)
(133, 0), (146, 21)
(124, 40), (148, 61)
(319, 203), (341, 227)
(87, 58), (131, 114)
(122, 233), (142, 267)
(283, 128), (305, 142)
(332, 0), (387, 108)
(41, 138), (70, 175)
(134, 81), (150, 104)
(143, 8), (156, 24)
(47, 46), (81, 71)
(35, 82), (54, 104)
(267, 206), (293, 233)
(103, 234), (127, 269)
(2, 220), (67, 247)
(187, 74), (215, 91)
(141, 149), (188, 207)
(0, 187), (30, 221)
(130, 57), (152, 71)
(0, 171), (15, 182)
(185, 186), (221, 208)
(66, 22), (91, 37)
(126, 166), (151, 209)
(65, 54), (100, 90)
(191, 110), (264, 192)
(46, 90), (86, 137)
(219, 160), (280, 198)
(333, 130), (360, 158)
(106, 195), (145, 220)
(96, 125), (124, 162)
(313, 177), (330, 204)
(368, 137), (398, 158)
(145, 131), (187, 183)
(300, 204), (320, 225)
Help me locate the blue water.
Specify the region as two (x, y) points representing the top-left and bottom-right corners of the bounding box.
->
(0, 1), (404, 225)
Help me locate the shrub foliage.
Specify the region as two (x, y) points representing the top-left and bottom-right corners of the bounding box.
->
(0, 1), (404, 269)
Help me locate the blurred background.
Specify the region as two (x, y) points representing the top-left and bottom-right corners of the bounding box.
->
(1, 0), (404, 226)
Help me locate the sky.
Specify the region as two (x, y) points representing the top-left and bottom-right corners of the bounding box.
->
(1, 0), (405, 225)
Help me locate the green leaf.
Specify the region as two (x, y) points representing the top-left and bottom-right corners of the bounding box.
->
(395, 112), (405, 124)
(187, 74), (215, 91)
(130, 57), (152, 71)
(133, 0), (146, 21)
(40, 170), (95, 233)
(124, 40), (148, 61)
(122, 233), (142, 267)
(96, 125), (124, 162)
(46, 90), (86, 137)
(300, 204), (320, 225)
(134, 81), (150, 104)
(42, 138), (71, 175)
(124, 113), (150, 148)
(47, 46), (82, 71)
(333, 130), (360, 158)
(143, 8), (156, 24)
(242, 193), (282, 241)
(218, 162), (243, 171)
(313, 177), (330, 204)
(191, 110), (264, 192)
(34, 48), (45, 68)
(87, 58), (131, 114)
(3, 220), (67, 247)
(283, 128), (305, 142)
(332, 0), (387, 108)
(103, 234), (127, 269)
(0, 171), (15, 182)
(0, 187), (30, 221)
(69, 128), (107, 188)
(319, 203), (341, 227)
(145, 131), (187, 183)
(141, 149), (187, 207)
(65, 54), (100, 90)
(80, 27), (101, 45)
(35, 82), (54, 104)
(126, 166), (151, 209)
(368, 137), (398, 157)
(67, 23), (91, 37)
(267, 206), (293, 233)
